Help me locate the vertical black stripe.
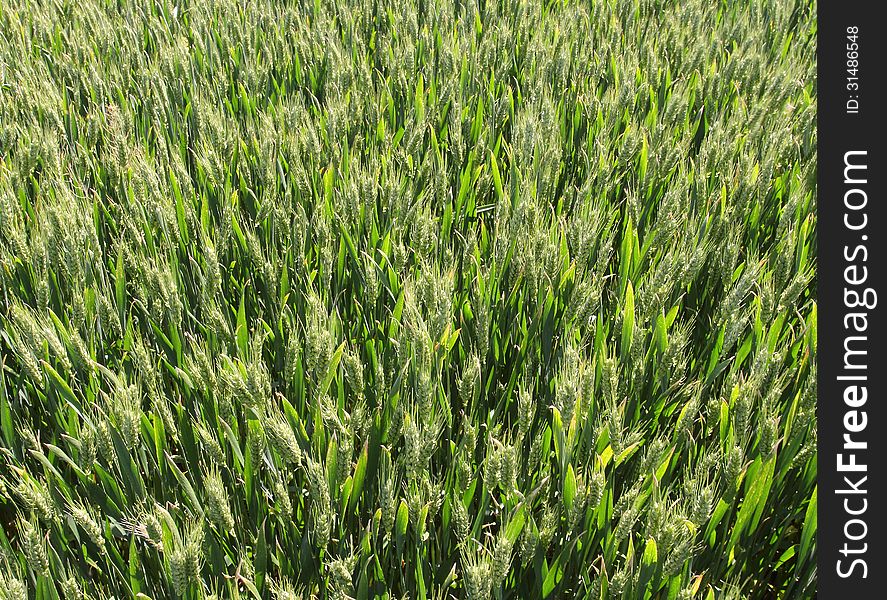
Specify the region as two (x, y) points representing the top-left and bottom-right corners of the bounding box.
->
(818, 1), (885, 596)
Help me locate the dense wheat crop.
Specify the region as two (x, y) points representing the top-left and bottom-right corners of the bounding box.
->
(0, 0), (816, 598)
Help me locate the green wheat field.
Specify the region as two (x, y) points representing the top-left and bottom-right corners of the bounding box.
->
(0, 0), (816, 598)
